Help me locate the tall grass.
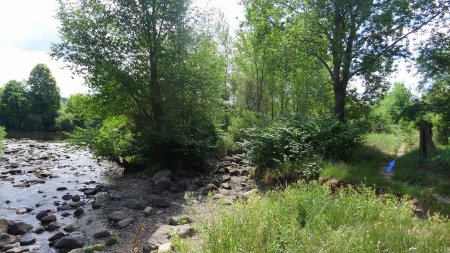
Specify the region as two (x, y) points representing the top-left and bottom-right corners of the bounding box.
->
(365, 133), (403, 156)
(197, 182), (450, 253)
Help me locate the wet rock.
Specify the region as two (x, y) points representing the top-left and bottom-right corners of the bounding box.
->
(124, 199), (143, 210)
(0, 234), (16, 246)
(57, 205), (73, 211)
(107, 211), (129, 221)
(4, 246), (28, 253)
(73, 208), (84, 217)
(117, 218), (134, 228)
(40, 215), (57, 225)
(54, 237), (84, 251)
(71, 195), (80, 202)
(8, 222), (32, 235)
(48, 232), (65, 242)
(143, 207), (154, 217)
(35, 210), (50, 221)
(57, 187), (68, 191)
(32, 226), (45, 234)
(241, 169), (250, 177)
(203, 184), (218, 195)
(62, 194), (73, 201)
(152, 170), (172, 183)
(48, 222), (65, 231)
(83, 188), (97, 196)
(19, 236), (36, 246)
(63, 223), (80, 233)
(93, 229), (110, 239)
(0, 219), (9, 234)
(149, 196), (170, 208)
(61, 212), (70, 217)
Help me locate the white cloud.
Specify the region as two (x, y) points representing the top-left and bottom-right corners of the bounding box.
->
(0, 0), (87, 98)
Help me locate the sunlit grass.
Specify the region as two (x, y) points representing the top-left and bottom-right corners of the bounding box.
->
(192, 182), (450, 253)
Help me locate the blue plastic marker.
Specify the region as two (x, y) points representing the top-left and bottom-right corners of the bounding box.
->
(387, 160), (395, 172)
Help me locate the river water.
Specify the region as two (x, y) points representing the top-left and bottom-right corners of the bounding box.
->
(0, 138), (120, 252)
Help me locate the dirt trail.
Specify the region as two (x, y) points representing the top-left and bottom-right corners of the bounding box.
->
(378, 143), (406, 182)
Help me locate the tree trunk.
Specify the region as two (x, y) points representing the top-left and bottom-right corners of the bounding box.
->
(334, 82), (346, 123)
(418, 120), (436, 160)
(150, 51), (162, 130)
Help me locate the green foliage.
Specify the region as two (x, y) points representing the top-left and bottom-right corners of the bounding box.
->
(71, 115), (134, 164)
(243, 117), (364, 169)
(55, 110), (75, 132)
(85, 243), (106, 253)
(0, 126), (5, 152)
(364, 133), (403, 157)
(197, 181), (450, 253)
(0, 80), (30, 130)
(28, 64), (61, 130)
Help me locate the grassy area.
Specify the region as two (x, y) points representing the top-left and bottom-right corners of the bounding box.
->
(190, 182), (449, 253)
(364, 133), (403, 156)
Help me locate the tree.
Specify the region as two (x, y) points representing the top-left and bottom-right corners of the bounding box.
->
(0, 80), (30, 130)
(418, 32), (450, 144)
(28, 64), (61, 131)
(244, 0), (449, 122)
(52, 0), (227, 168)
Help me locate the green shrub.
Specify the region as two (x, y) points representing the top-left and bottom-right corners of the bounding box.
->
(55, 112), (75, 132)
(242, 116), (364, 168)
(70, 115), (134, 164)
(198, 181), (450, 253)
(0, 126), (5, 152)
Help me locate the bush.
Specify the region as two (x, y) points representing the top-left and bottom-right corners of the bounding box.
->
(55, 112), (75, 132)
(242, 116), (364, 168)
(197, 181), (450, 253)
(0, 126), (5, 152)
(70, 115), (134, 165)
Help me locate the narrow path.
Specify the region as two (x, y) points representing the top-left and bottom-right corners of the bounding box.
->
(378, 143), (406, 182)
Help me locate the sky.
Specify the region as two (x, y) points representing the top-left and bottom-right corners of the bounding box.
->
(0, 0), (423, 98)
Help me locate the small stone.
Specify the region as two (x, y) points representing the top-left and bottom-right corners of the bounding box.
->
(117, 218), (134, 228)
(93, 229), (110, 239)
(57, 187), (68, 191)
(54, 237), (84, 250)
(221, 183), (232, 190)
(143, 207), (154, 217)
(63, 223), (80, 232)
(229, 170), (240, 176)
(62, 194), (73, 201)
(19, 236), (36, 246)
(124, 199), (143, 210)
(222, 175), (231, 182)
(158, 242), (174, 253)
(8, 222), (33, 235)
(71, 195), (81, 202)
(149, 196), (170, 208)
(203, 184), (218, 195)
(36, 210), (49, 220)
(48, 232), (65, 242)
(73, 208), (84, 217)
(48, 221), (65, 231)
(41, 215), (57, 225)
(152, 170), (172, 183)
(107, 211), (129, 221)
(32, 226), (46, 234)
(0, 234), (16, 245)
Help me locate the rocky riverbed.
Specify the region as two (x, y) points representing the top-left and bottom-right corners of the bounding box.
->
(0, 139), (257, 253)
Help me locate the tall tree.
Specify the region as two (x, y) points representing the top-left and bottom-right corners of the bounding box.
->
(244, 0), (449, 122)
(52, 0), (190, 132)
(0, 80), (30, 130)
(28, 64), (61, 130)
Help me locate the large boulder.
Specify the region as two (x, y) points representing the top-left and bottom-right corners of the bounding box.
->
(0, 233), (16, 246)
(0, 219), (9, 234)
